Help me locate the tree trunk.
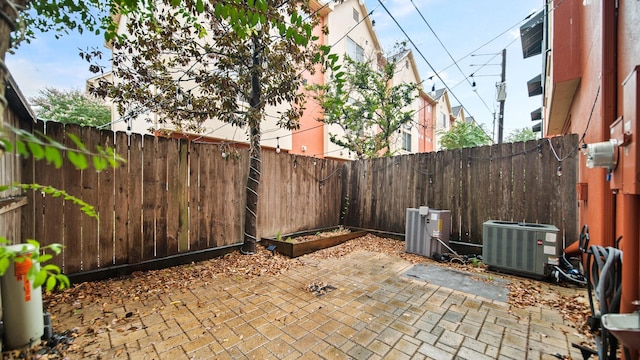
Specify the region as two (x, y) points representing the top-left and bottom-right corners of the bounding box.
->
(241, 34), (263, 255)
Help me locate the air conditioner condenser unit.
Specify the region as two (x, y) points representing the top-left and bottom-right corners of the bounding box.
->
(482, 220), (560, 278)
(405, 207), (451, 257)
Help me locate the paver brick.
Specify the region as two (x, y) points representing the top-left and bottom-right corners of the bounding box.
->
(154, 333), (189, 353)
(456, 346), (495, 360)
(394, 337), (419, 356)
(417, 342), (455, 359)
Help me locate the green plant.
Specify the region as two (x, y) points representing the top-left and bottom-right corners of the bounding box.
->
(0, 238), (69, 291)
(285, 237), (294, 243)
(275, 231), (282, 241)
(471, 258), (482, 267)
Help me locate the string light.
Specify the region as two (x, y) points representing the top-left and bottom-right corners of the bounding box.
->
(176, 87), (184, 102)
(276, 137), (281, 153)
(186, 90), (193, 111)
(556, 166), (562, 177)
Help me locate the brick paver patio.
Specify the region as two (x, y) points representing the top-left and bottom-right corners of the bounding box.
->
(52, 251), (587, 359)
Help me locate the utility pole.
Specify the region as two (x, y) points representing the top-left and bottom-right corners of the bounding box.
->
(497, 49), (507, 143)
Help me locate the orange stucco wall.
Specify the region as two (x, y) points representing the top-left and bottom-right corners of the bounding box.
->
(291, 15), (326, 158)
(418, 97), (434, 153)
(559, 0), (640, 317)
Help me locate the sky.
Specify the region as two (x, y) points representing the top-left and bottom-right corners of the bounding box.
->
(6, 0), (543, 141)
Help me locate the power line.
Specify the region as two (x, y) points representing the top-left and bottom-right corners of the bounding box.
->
(376, 0), (492, 140)
(408, 0), (493, 116)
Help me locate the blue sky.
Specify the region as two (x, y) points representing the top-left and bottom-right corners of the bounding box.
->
(7, 0), (543, 140)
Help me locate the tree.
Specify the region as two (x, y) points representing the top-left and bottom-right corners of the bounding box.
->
(30, 87), (111, 127)
(505, 127), (537, 143)
(90, 0), (326, 254)
(438, 121), (491, 150)
(309, 51), (419, 159)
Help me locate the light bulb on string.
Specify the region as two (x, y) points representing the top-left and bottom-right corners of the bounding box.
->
(556, 166), (562, 177)
(176, 87), (184, 102)
(186, 90), (193, 111)
(276, 137), (281, 154)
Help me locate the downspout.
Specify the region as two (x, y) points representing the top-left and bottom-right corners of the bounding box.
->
(601, 0), (617, 249)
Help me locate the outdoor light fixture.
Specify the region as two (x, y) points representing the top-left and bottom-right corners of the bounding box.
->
(276, 137), (281, 153)
(176, 87), (184, 102)
(472, 80), (477, 92)
(266, 244), (277, 255)
(556, 166), (562, 177)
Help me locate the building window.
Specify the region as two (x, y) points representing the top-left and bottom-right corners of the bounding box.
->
(427, 106), (431, 113)
(402, 131), (412, 152)
(346, 37), (364, 63)
(353, 8), (359, 22)
(441, 113), (447, 128)
(402, 123), (412, 152)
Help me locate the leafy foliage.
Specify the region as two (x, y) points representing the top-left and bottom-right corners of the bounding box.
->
(30, 87), (112, 127)
(0, 238), (70, 291)
(1, 183), (98, 218)
(438, 121), (492, 150)
(1, 125), (125, 171)
(88, 0), (326, 253)
(309, 50), (419, 159)
(90, 0), (325, 132)
(506, 127), (538, 143)
(15, 0), (160, 47)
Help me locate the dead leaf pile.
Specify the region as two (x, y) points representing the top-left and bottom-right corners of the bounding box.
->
(305, 281), (337, 296)
(507, 280), (592, 340)
(44, 245), (305, 309)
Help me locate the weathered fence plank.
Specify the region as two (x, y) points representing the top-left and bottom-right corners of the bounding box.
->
(114, 132), (130, 265)
(97, 130), (115, 268)
(40, 122), (64, 269)
(127, 134), (143, 264)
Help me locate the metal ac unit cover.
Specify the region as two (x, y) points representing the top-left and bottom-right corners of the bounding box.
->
(405, 208), (451, 257)
(482, 220), (560, 278)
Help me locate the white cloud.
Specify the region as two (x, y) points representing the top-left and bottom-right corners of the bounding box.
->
(7, 53), (96, 100)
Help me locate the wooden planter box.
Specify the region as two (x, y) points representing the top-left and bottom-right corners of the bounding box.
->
(261, 228), (368, 258)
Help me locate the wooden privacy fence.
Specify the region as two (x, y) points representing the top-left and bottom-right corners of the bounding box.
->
(18, 120), (577, 275)
(341, 134), (579, 246)
(20, 121), (343, 275)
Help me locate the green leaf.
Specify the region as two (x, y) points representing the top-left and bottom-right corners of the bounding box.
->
(42, 264), (60, 274)
(49, 243), (63, 255)
(57, 274), (71, 290)
(27, 141), (45, 159)
(34, 270), (47, 289)
(66, 133), (87, 151)
(46, 274), (57, 292)
(92, 155), (108, 172)
(39, 254), (54, 263)
(0, 257), (9, 276)
(45, 146), (63, 168)
(195, 0), (204, 13)
(68, 151), (88, 170)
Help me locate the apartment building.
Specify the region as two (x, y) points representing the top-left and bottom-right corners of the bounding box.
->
(99, 0), (432, 158)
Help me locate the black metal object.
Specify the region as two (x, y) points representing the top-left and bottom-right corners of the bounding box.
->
(571, 343), (598, 360)
(67, 244), (241, 284)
